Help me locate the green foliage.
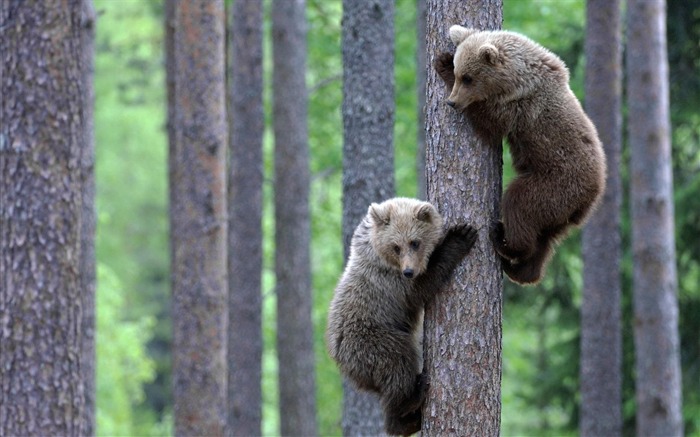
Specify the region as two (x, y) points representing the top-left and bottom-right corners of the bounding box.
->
(95, 263), (162, 436)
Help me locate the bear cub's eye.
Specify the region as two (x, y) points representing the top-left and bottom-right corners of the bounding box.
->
(410, 241), (420, 250)
(393, 245), (401, 255)
(462, 75), (473, 86)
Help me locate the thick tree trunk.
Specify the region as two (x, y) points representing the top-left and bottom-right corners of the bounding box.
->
(227, 0), (264, 435)
(272, 0), (318, 435)
(626, 0), (683, 435)
(422, 1), (503, 435)
(341, 0), (395, 434)
(580, 0), (623, 435)
(167, 1), (228, 435)
(0, 0), (87, 434)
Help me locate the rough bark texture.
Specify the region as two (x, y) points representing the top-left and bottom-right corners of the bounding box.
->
(79, 1), (96, 435)
(272, 0), (318, 435)
(422, 1), (503, 435)
(0, 0), (87, 435)
(580, 0), (623, 435)
(227, 0), (263, 435)
(416, 0), (427, 199)
(341, 0), (395, 434)
(626, 0), (683, 436)
(167, 1), (228, 435)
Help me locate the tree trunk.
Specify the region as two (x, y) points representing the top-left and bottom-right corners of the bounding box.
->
(422, 1), (503, 435)
(416, 0), (427, 199)
(227, 0), (264, 434)
(166, 1), (228, 435)
(341, 0), (395, 434)
(79, 1), (97, 435)
(272, 0), (318, 435)
(0, 0), (87, 434)
(626, 0), (683, 435)
(580, 0), (623, 435)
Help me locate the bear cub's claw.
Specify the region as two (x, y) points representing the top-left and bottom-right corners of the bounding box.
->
(490, 221), (519, 264)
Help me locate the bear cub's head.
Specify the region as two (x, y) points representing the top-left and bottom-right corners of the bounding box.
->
(445, 25), (566, 111)
(368, 198), (444, 279)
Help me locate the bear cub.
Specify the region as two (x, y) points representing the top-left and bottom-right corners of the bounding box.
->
(435, 25), (606, 285)
(326, 197), (477, 436)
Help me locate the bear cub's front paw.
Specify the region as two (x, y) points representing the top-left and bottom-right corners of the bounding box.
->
(434, 52), (456, 89)
(445, 223), (478, 255)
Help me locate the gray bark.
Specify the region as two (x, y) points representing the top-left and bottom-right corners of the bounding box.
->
(272, 0), (318, 435)
(80, 1), (96, 435)
(167, 1), (228, 435)
(422, 1), (503, 435)
(341, 0), (395, 434)
(580, 0), (623, 435)
(227, 0), (264, 435)
(626, 0), (683, 435)
(416, 0), (427, 199)
(0, 0), (87, 434)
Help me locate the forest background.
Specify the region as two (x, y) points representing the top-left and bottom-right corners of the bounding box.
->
(92, 0), (700, 436)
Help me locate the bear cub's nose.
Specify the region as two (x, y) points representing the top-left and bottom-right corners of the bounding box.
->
(446, 100), (456, 108)
(403, 269), (414, 279)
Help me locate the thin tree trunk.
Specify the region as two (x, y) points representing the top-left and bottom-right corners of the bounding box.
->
(272, 0), (318, 435)
(0, 0), (87, 434)
(80, 1), (97, 435)
(580, 0), (623, 435)
(167, 1), (228, 435)
(227, 1), (264, 435)
(422, 1), (503, 435)
(416, 0), (427, 199)
(341, 0), (395, 433)
(627, 0), (683, 435)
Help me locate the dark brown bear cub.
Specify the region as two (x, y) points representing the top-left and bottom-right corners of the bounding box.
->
(435, 25), (606, 285)
(326, 197), (477, 436)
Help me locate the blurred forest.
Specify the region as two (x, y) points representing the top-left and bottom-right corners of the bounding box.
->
(90, 0), (700, 436)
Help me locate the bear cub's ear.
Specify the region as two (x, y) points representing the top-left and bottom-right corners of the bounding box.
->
(414, 203), (438, 224)
(369, 203), (391, 226)
(449, 25), (478, 46)
(478, 43), (500, 65)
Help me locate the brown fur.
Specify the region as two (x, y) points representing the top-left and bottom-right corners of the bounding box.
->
(435, 26), (606, 285)
(326, 198), (477, 435)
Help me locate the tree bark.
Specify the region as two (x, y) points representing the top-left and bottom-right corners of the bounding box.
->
(626, 0), (683, 435)
(416, 0), (427, 199)
(166, 1), (228, 435)
(227, 0), (264, 435)
(0, 0), (87, 434)
(422, 1), (503, 435)
(272, 0), (318, 435)
(79, 1), (96, 435)
(341, 0), (395, 434)
(580, 0), (623, 435)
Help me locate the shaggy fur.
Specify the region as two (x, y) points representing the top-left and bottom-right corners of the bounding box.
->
(435, 25), (606, 285)
(326, 198), (477, 436)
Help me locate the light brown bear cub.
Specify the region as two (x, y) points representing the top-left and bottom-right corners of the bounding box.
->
(435, 25), (606, 285)
(326, 197), (477, 436)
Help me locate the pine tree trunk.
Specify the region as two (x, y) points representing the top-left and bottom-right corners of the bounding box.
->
(272, 0), (318, 435)
(79, 1), (97, 435)
(580, 0), (623, 435)
(422, 1), (503, 435)
(0, 0), (88, 434)
(167, 1), (228, 435)
(416, 0), (428, 199)
(227, 0), (264, 434)
(341, 0), (395, 433)
(626, 0), (683, 435)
